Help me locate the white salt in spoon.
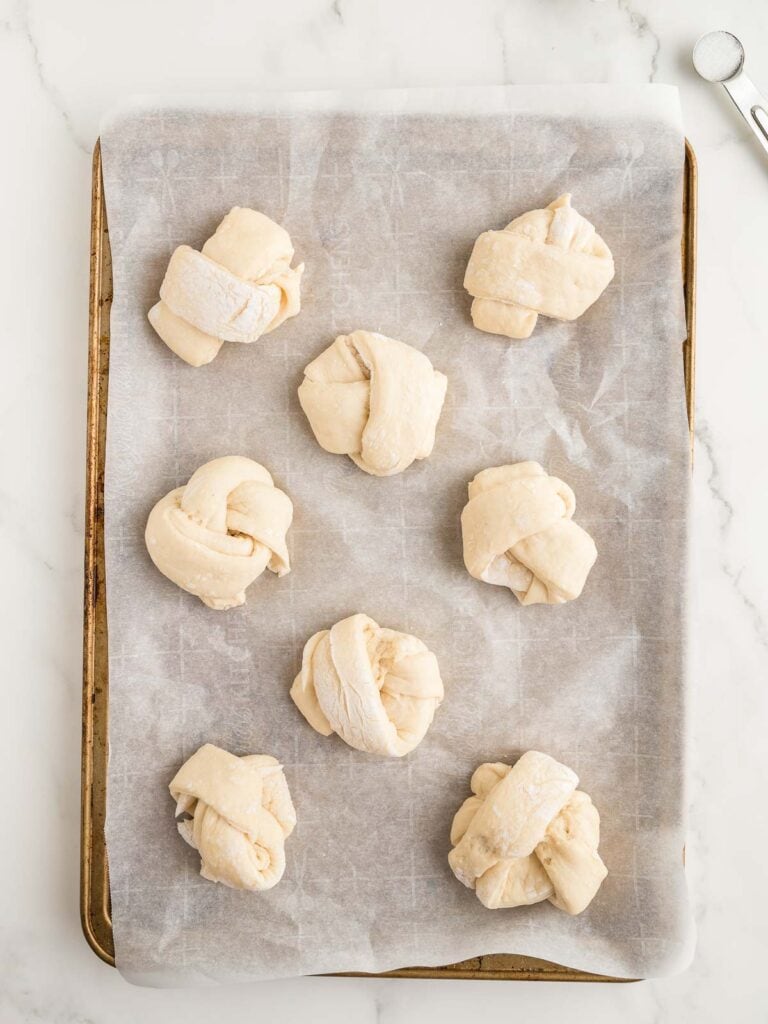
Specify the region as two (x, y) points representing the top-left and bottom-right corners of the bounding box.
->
(693, 31), (768, 157)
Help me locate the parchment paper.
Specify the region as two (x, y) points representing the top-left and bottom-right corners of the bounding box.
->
(101, 85), (694, 984)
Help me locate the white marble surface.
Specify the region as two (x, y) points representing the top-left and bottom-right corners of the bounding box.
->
(1, 0), (767, 1019)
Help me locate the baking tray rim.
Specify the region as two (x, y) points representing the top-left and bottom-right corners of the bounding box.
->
(81, 137), (698, 979)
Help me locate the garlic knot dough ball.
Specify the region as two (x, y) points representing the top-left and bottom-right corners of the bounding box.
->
(145, 455), (292, 610)
(169, 744), (296, 892)
(298, 330), (447, 476)
(449, 751), (607, 915)
(149, 207), (304, 366)
(290, 613), (444, 757)
(461, 462), (597, 605)
(464, 194), (614, 340)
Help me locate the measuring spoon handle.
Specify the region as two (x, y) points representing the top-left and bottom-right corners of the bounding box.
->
(723, 70), (768, 156)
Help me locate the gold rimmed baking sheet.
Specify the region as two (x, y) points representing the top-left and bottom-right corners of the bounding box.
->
(81, 138), (697, 979)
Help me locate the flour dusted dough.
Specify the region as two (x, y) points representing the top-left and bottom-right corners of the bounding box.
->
(290, 613), (444, 756)
(461, 462), (597, 605)
(148, 207), (304, 366)
(145, 455), (292, 610)
(448, 751), (607, 915)
(298, 331), (447, 476)
(464, 194), (614, 340)
(169, 744), (296, 892)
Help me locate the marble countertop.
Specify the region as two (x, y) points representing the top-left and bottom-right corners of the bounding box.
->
(2, 0), (767, 1020)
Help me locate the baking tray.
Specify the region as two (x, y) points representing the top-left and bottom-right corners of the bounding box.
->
(81, 138), (697, 979)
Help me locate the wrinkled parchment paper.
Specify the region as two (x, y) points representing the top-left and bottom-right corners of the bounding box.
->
(101, 86), (693, 984)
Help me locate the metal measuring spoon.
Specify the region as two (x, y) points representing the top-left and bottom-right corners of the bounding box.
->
(693, 30), (768, 157)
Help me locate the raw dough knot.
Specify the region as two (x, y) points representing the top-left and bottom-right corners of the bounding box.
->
(461, 461), (597, 605)
(170, 744), (296, 892)
(464, 194), (614, 339)
(149, 207), (304, 366)
(298, 331), (447, 476)
(448, 751), (607, 915)
(145, 455), (292, 610)
(290, 613), (444, 756)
